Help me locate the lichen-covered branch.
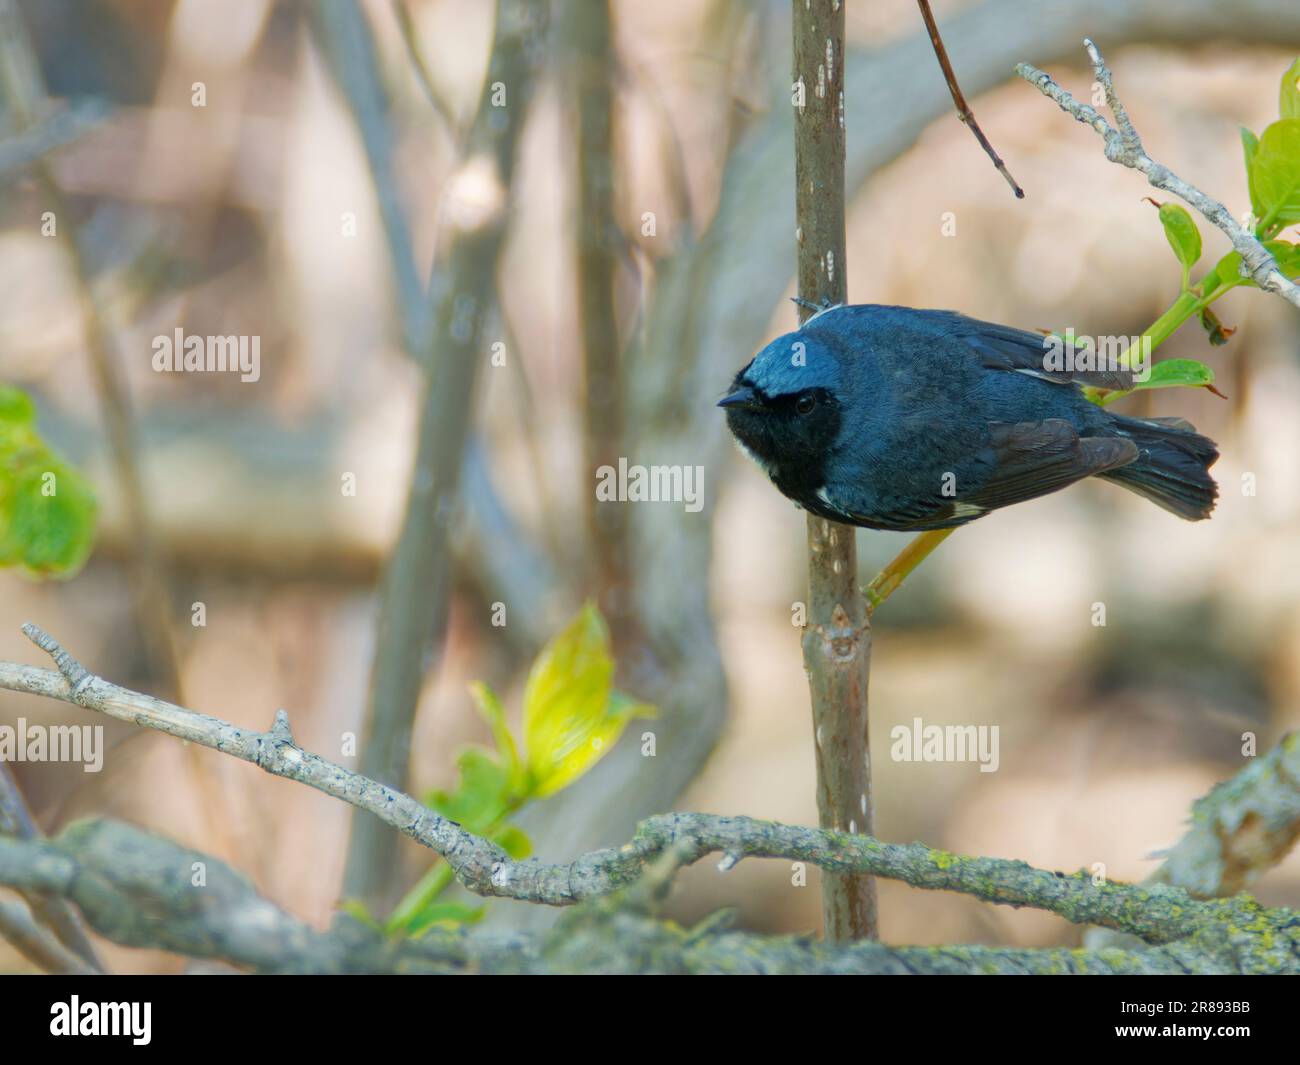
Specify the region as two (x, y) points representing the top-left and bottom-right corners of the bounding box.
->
(3, 622), (1291, 958)
(1087, 731), (1300, 952)
(0, 818), (1295, 975)
(1152, 732), (1300, 898)
(1016, 39), (1300, 309)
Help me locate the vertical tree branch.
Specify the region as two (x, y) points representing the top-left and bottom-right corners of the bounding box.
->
(792, 0), (876, 942)
(341, 0), (547, 910)
(569, 1), (632, 649)
(311, 0), (432, 360)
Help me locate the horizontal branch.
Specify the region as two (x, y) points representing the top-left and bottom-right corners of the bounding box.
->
(1, 623), (1297, 966)
(1016, 39), (1300, 309)
(0, 818), (1295, 974)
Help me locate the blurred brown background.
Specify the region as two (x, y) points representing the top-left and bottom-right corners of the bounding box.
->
(2, 0), (1299, 972)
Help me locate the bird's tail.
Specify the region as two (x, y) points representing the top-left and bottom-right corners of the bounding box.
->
(1097, 414), (1219, 520)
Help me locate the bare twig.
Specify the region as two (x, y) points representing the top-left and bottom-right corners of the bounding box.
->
(389, 0), (462, 140)
(793, 0), (876, 942)
(0, 764), (104, 972)
(311, 0), (432, 358)
(0, 896), (95, 974)
(1016, 39), (1300, 309)
(916, 0), (1023, 198)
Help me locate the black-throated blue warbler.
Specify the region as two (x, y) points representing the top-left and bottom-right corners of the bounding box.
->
(719, 304), (1218, 530)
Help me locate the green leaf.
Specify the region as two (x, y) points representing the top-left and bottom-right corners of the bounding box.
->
(0, 387), (36, 428)
(1242, 126), (1260, 170)
(1280, 57), (1300, 119)
(0, 388), (98, 577)
(1241, 128), (1263, 221)
(1154, 202), (1201, 282)
(406, 901), (486, 937)
(522, 604), (654, 798)
(1130, 358), (1215, 392)
(1264, 239), (1300, 280)
(1198, 250), (1245, 297)
(491, 824), (532, 859)
(1249, 118), (1300, 230)
(469, 681), (522, 792)
(427, 747), (512, 833)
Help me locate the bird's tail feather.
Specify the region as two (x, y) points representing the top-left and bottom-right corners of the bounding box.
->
(1097, 415), (1219, 520)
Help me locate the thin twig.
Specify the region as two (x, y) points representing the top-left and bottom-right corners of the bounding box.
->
(916, 0), (1023, 198)
(312, 0), (432, 358)
(0, 897), (96, 974)
(1016, 39), (1300, 309)
(0, 764), (104, 972)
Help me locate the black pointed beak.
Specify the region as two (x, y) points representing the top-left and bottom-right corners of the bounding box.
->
(717, 385), (761, 411)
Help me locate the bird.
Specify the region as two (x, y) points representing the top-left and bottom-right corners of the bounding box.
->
(718, 303), (1218, 531)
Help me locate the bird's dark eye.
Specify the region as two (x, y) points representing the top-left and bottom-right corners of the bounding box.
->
(795, 393), (817, 416)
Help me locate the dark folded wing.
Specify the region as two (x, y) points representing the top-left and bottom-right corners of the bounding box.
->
(958, 419), (1137, 512)
(951, 315), (1138, 392)
(825, 419), (1138, 531)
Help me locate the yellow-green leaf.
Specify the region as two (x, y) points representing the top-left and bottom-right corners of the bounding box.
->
(523, 603), (612, 795)
(522, 604), (652, 798)
(1281, 57), (1300, 119)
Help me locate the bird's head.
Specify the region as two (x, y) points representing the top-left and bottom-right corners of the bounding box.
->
(718, 329), (843, 477)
